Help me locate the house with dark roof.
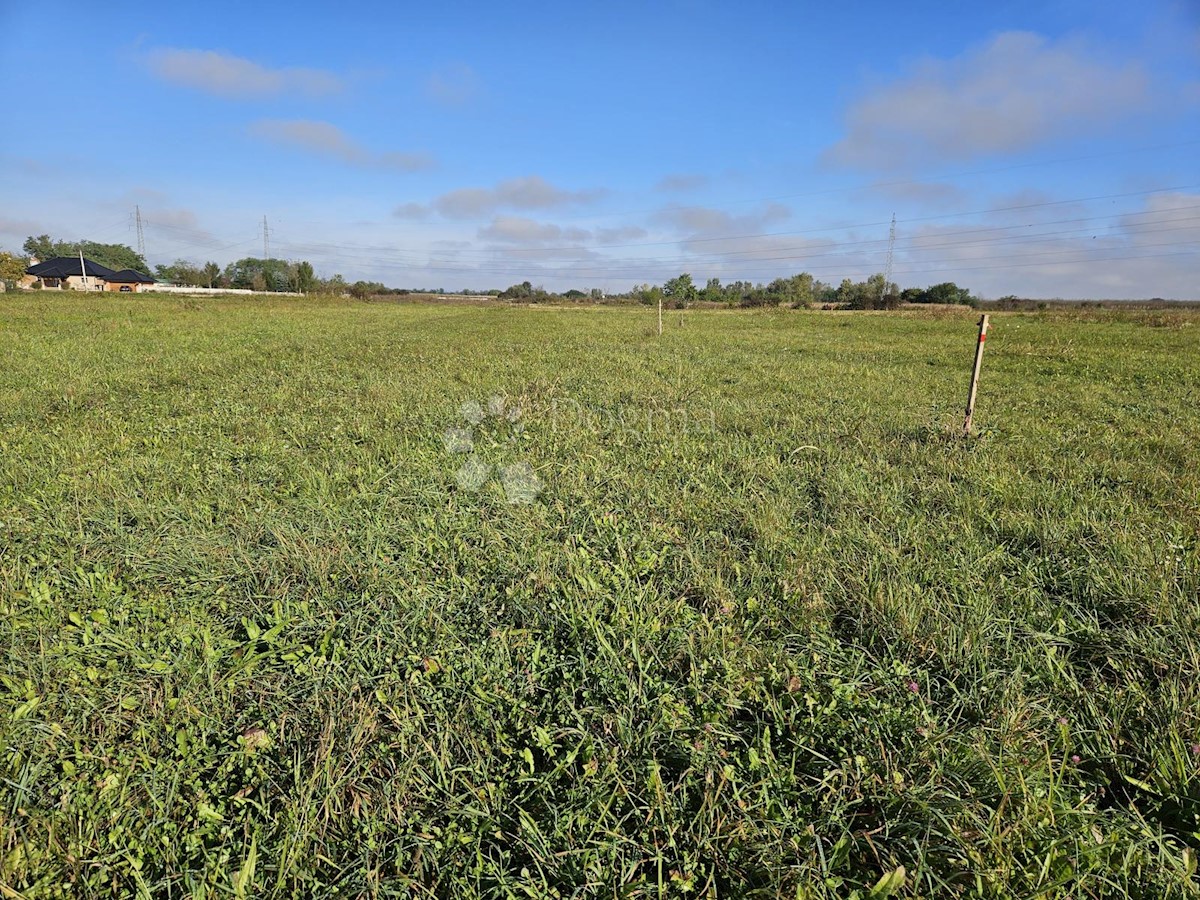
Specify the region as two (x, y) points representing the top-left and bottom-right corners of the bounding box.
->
(106, 269), (157, 292)
(23, 257), (154, 292)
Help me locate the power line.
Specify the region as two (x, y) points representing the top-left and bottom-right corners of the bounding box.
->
(891, 248), (1199, 278)
(105, 180), (1200, 287)
(277, 183), (1200, 266)
(268, 235), (1200, 280)
(133, 185), (1198, 273)
(138, 217), (261, 255)
(270, 209), (1199, 267)
(498, 184), (1200, 253)
(270, 208), (1200, 271)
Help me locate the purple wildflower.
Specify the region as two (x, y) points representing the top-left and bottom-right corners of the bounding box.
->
(906, 681), (920, 694)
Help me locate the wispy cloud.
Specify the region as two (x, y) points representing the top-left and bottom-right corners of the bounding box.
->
(395, 176), (605, 220)
(249, 119), (434, 171)
(0, 216), (45, 242)
(654, 203), (791, 237)
(868, 180), (968, 209)
(1120, 192), (1200, 248)
(393, 202), (431, 220)
(426, 63), (482, 106)
(825, 32), (1150, 170)
(1, 156), (54, 178)
(147, 48), (344, 99)
(106, 189), (220, 251)
(596, 225), (648, 243)
(655, 173), (709, 193)
(473, 217), (649, 250)
(478, 216), (592, 245)
(869, 190), (1200, 298)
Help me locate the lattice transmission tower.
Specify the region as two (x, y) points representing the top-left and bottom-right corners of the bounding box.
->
(884, 212), (896, 292)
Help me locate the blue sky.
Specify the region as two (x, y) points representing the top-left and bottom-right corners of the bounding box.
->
(2, 0), (1198, 297)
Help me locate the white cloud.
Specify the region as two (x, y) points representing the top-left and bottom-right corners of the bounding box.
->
(249, 119), (434, 172)
(826, 32), (1149, 170)
(251, 190), (1200, 296)
(393, 202), (431, 220)
(396, 176), (605, 220)
(884, 191), (1200, 298)
(426, 63), (482, 105)
(143, 207), (202, 231)
(645, 203), (835, 281)
(477, 216), (591, 245)
(596, 226), (648, 243)
(654, 202), (791, 237)
(472, 218), (645, 270)
(430, 188), (491, 219)
(252, 119), (357, 158)
(84, 189), (217, 256)
(377, 151), (436, 172)
(147, 48), (343, 98)
(1, 157), (53, 178)
(655, 173), (709, 193)
(0, 216), (45, 245)
(1120, 192), (1200, 248)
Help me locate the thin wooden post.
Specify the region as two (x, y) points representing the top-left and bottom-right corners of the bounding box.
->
(657, 297), (663, 335)
(963, 314), (990, 435)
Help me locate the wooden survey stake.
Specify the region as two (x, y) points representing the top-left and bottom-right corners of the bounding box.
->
(963, 314), (990, 435)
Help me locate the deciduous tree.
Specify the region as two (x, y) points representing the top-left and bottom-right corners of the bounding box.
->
(223, 257), (308, 292)
(202, 261), (221, 288)
(663, 273), (696, 309)
(0, 251), (27, 284)
(155, 259), (204, 286)
(294, 261), (315, 293)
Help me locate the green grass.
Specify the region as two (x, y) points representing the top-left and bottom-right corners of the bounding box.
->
(1, 293), (1198, 898)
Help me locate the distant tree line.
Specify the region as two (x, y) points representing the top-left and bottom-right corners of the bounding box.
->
(307, 273), (982, 307)
(8, 233), (981, 307)
(616, 273), (978, 310)
(627, 273), (824, 308)
(900, 283), (978, 307)
(153, 257), (320, 293)
(131, 256), (323, 292)
(494, 281), (602, 302)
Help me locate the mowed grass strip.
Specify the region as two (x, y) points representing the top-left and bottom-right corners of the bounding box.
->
(1, 294), (1198, 898)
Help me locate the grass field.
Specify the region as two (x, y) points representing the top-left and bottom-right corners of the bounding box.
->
(2, 294), (1198, 898)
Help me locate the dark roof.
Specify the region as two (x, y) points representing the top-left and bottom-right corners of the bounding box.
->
(26, 257), (119, 280)
(108, 268), (156, 283)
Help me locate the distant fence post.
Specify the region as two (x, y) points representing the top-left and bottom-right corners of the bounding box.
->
(658, 297), (663, 336)
(963, 314), (990, 435)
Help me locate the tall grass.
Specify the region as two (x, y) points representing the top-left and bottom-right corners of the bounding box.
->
(1, 295), (1197, 897)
